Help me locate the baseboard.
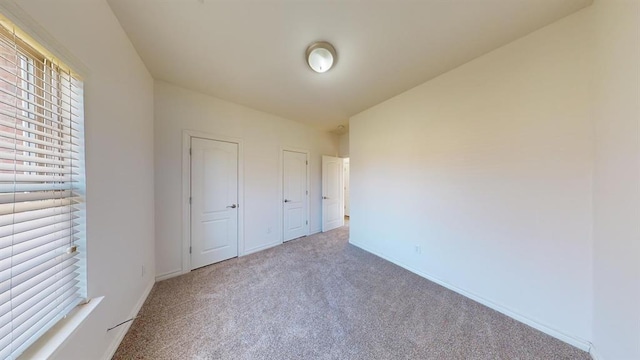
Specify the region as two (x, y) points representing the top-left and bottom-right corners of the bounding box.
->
(155, 269), (183, 282)
(101, 279), (155, 360)
(589, 344), (602, 360)
(243, 241), (281, 256)
(309, 228), (321, 235)
(244, 230), (322, 255)
(349, 240), (591, 352)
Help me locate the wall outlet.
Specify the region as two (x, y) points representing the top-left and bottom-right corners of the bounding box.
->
(414, 245), (422, 254)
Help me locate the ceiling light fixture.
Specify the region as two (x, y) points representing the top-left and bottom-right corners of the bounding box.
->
(306, 41), (336, 73)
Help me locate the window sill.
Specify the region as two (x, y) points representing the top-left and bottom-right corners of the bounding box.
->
(17, 296), (104, 360)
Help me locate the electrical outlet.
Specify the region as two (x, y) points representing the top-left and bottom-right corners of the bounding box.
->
(414, 245), (422, 254)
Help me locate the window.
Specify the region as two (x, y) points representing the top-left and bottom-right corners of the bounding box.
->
(0, 17), (85, 359)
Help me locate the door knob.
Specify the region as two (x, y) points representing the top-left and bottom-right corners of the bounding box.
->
(284, 199), (291, 203)
(323, 196), (329, 199)
(226, 204), (237, 209)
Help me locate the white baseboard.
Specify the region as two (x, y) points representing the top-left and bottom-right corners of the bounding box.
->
(101, 280), (155, 360)
(349, 240), (591, 352)
(155, 269), (183, 282)
(243, 241), (281, 256)
(589, 344), (602, 360)
(309, 228), (321, 235)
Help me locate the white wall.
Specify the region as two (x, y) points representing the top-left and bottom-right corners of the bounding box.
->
(350, 7), (594, 348)
(4, 0), (156, 359)
(591, 0), (640, 359)
(154, 80), (338, 279)
(339, 131), (349, 157)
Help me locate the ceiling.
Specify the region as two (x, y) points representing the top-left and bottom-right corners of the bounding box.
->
(107, 0), (592, 131)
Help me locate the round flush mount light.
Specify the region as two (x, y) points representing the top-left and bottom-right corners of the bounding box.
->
(306, 41), (336, 73)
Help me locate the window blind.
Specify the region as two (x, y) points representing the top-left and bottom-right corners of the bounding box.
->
(0, 20), (85, 360)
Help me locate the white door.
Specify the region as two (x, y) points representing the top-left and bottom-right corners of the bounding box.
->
(283, 150), (308, 242)
(191, 137), (239, 269)
(322, 155), (344, 232)
(343, 158), (350, 216)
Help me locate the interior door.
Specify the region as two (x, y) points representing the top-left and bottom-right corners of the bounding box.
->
(322, 155), (344, 232)
(343, 158), (350, 217)
(283, 150), (308, 242)
(190, 137), (238, 269)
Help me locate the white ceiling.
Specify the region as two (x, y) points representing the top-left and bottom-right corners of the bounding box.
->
(107, 0), (592, 131)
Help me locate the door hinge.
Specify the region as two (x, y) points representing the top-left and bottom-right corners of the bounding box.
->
(189, 246), (192, 254)
(306, 220), (308, 225)
(189, 148), (192, 155)
(306, 190), (308, 195)
(189, 197), (192, 204)
(306, 160), (308, 165)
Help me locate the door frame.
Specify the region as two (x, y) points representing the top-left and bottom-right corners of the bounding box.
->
(279, 147), (310, 243)
(182, 130), (244, 275)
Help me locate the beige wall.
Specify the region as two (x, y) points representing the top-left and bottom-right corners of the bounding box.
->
(591, 0), (640, 359)
(154, 80), (338, 279)
(350, 6), (595, 349)
(5, 0), (156, 359)
(10, 0), (639, 358)
(339, 131), (349, 158)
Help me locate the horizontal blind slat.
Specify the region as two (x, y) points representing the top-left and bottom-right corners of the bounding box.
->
(0, 260), (78, 302)
(0, 96), (79, 126)
(0, 191), (74, 205)
(9, 250), (76, 289)
(0, 76), (77, 114)
(0, 324), (10, 353)
(0, 183), (79, 193)
(11, 285), (79, 351)
(0, 204), (74, 227)
(0, 197), (80, 216)
(11, 292), (81, 358)
(0, 108), (77, 134)
(0, 152), (71, 167)
(0, 174), (72, 183)
(0, 211), (73, 237)
(11, 277), (79, 321)
(0, 141), (80, 158)
(10, 262), (78, 313)
(0, 163), (73, 174)
(0, 19), (85, 360)
(0, 302), (9, 329)
(0, 222), (75, 252)
(3, 134), (72, 152)
(0, 48), (82, 100)
(0, 229), (75, 260)
(6, 233), (77, 266)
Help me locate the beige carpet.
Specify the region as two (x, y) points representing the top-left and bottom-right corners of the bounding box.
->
(114, 224), (589, 359)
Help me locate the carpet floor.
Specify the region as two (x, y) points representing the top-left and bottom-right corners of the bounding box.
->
(114, 224), (590, 359)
